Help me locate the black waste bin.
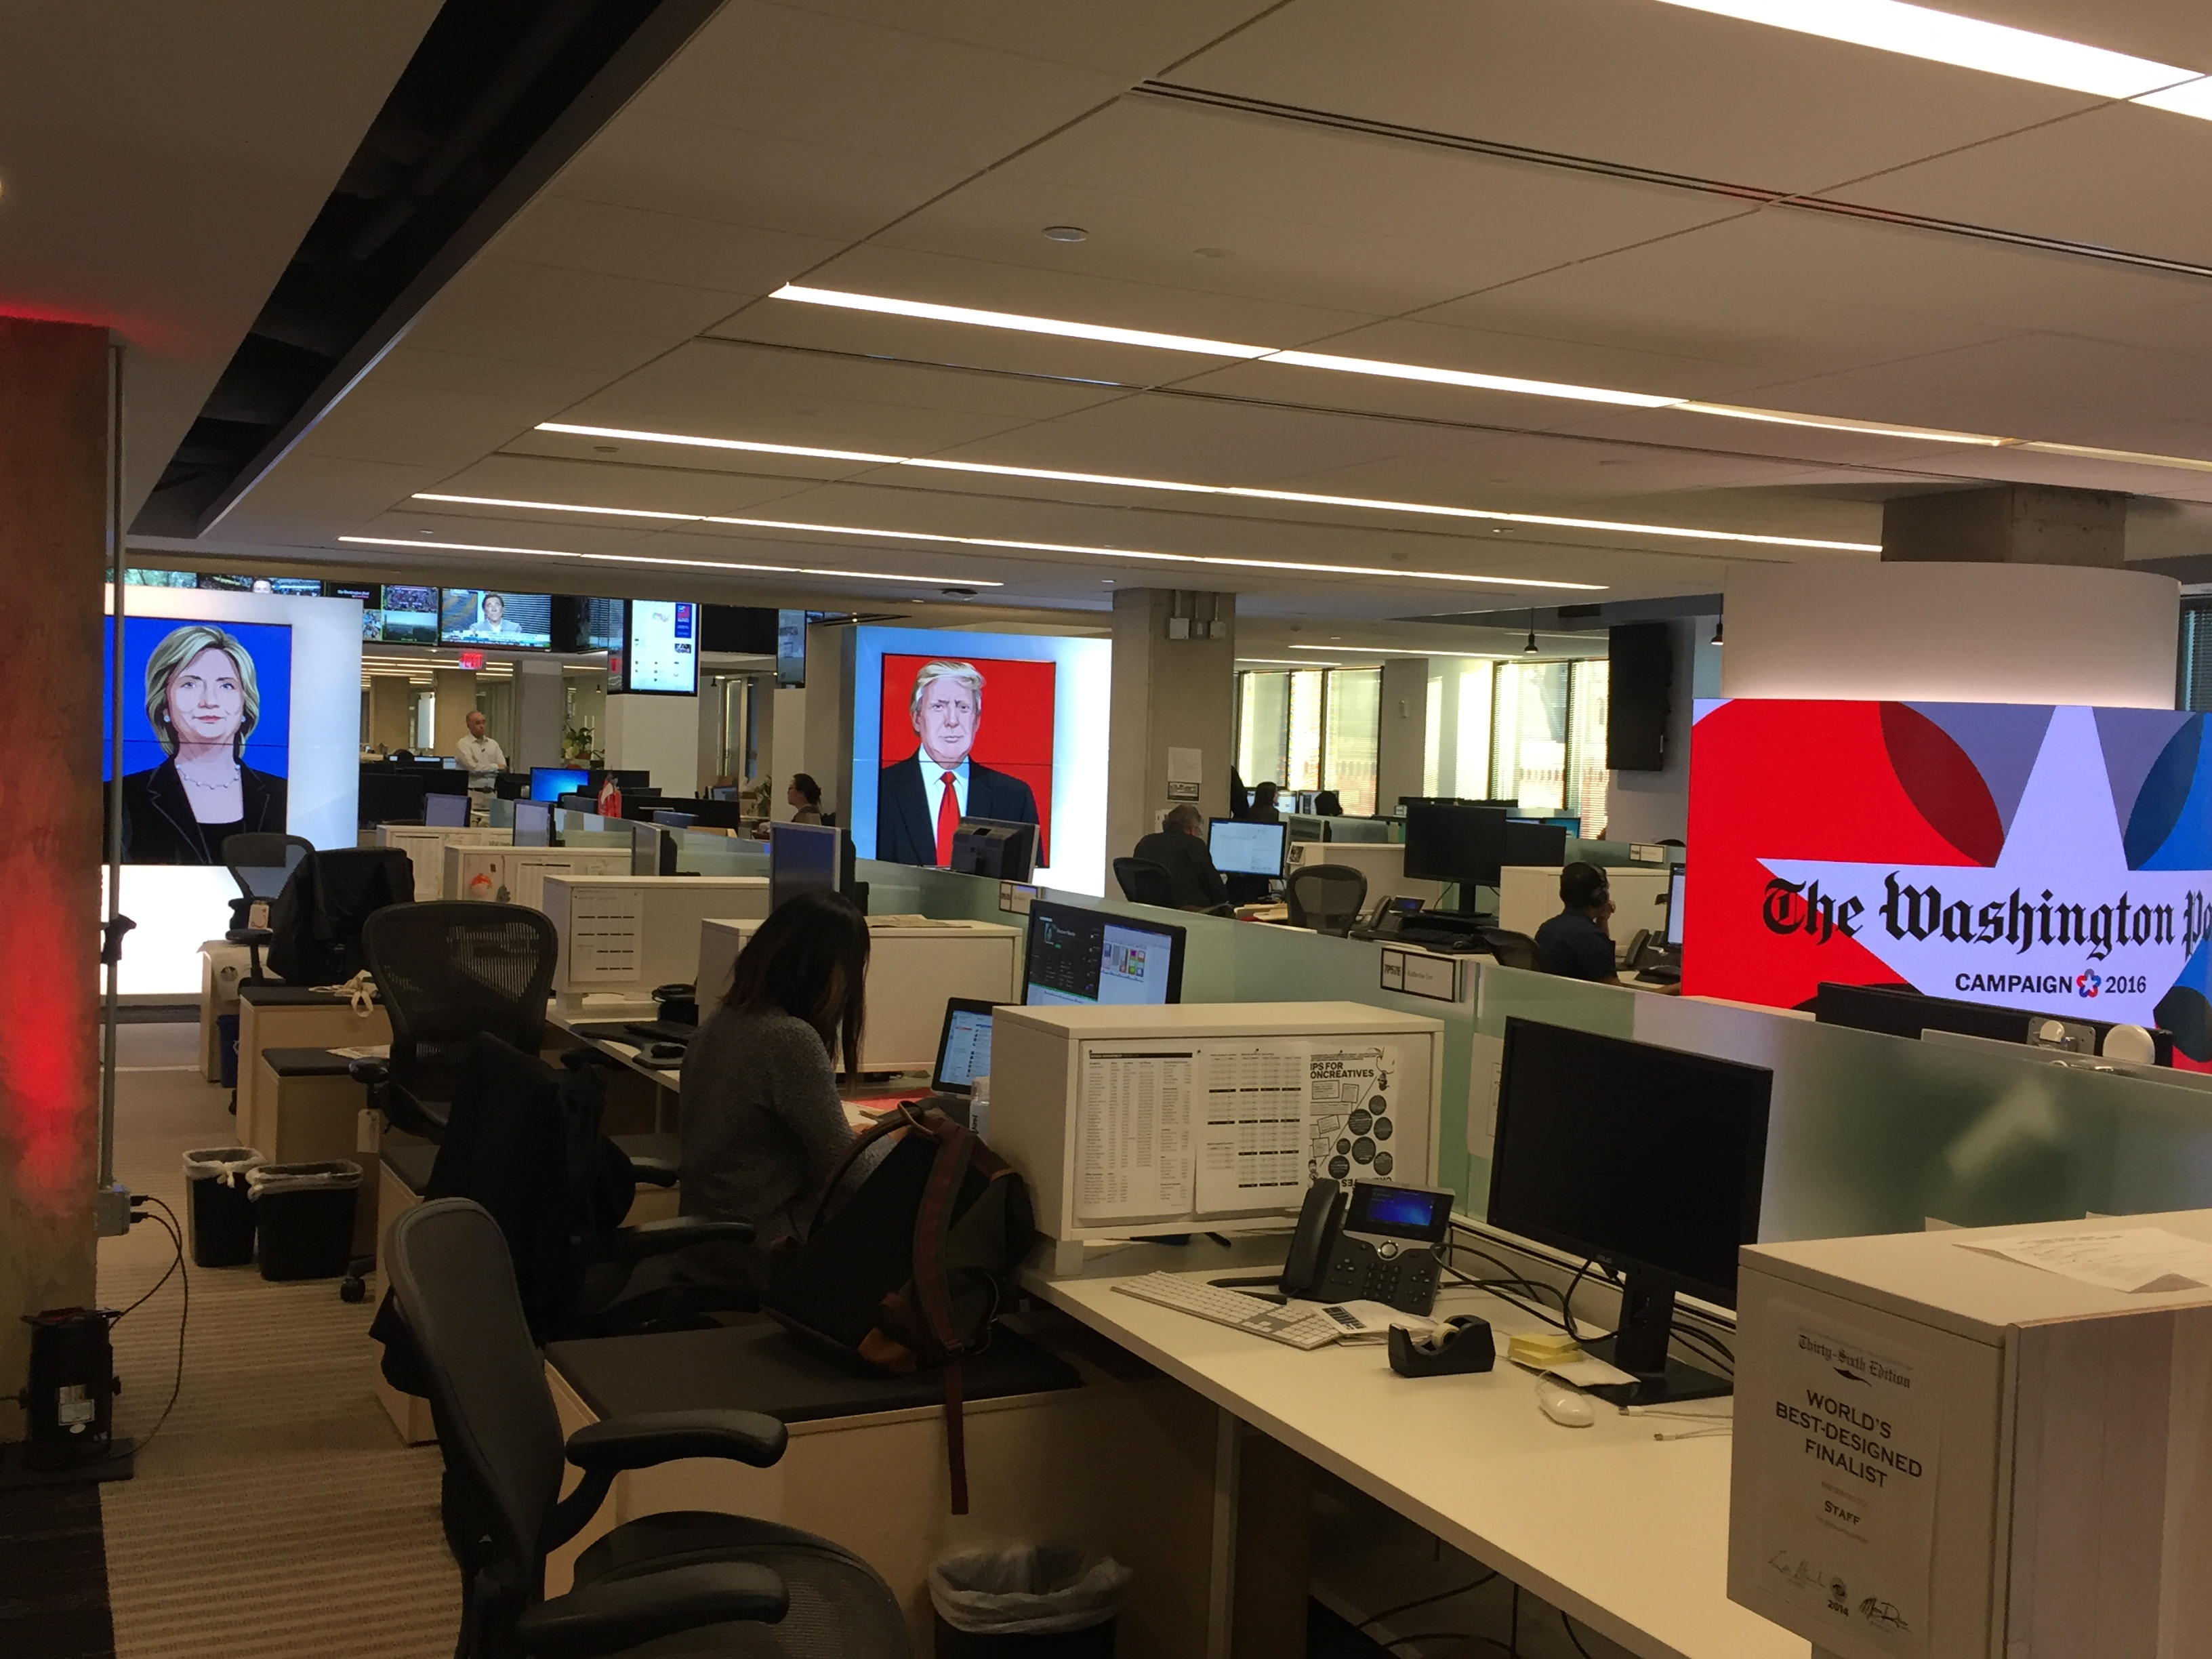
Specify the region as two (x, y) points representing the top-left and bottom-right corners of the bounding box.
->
(248, 1161), (363, 1282)
(182, 1147), (264, 1267)
(930, 1548), (1130, 1657)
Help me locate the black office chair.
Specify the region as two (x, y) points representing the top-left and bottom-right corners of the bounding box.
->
(1112, 857), (1178, 907)
(386, 1198), (912, 1659)
(1482, 929), (1547, 971)
(264, 846), (415, 985)
(1286, 863), (1368, 936)
(222, 832), (314, 985)
(354, 902), (558, 1141)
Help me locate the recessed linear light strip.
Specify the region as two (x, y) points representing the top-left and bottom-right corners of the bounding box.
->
(771, 284), (2003, 448)
(403, 494), (1604, 590)
(531, 423), (1879, 552)
(1648, 0), (2212, 117)
(335, 534), (1004, 587)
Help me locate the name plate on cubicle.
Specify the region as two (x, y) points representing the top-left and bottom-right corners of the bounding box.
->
(1381, 947), (1462, 1004)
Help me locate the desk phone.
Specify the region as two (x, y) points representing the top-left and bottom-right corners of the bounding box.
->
(1280, 1177), (1454, 1315)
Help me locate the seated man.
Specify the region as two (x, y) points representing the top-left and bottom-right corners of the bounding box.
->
(1132, 804), (1229, 911)
(1534, 861), (1622, 983)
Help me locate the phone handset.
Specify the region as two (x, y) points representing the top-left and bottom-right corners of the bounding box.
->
(1279, 1177), (1347, 1298)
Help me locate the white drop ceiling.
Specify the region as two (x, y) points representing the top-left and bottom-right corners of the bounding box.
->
(81, 0), (2212, 628)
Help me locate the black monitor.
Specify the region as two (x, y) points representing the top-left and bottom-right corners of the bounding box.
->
(1208, 817), (1287, 878)
(1502, 821), (1568, 867)
(358, 768), (427, 827)
(932, 997), (997, 1097)
(769, 821), (842, 913)
(531, 766), (591, 803)
(677, 797), (748, 831)
(1402, 803), (1507, 896)
(557, 792), (598, 814)
(423, 792), (470, 828)
(512, 800), (553, 848)
(653, 810), (698, 829)
(494, 773), (531, 800)
(1021, 900), (1185, 1008)
(629, 821), (676, 876)
(950, 817), (1038, 882)
(1486, 1018), (1772, 1405)
(422, 766), (470, 796)
(1811, 982), (2174, 1065)
(1664, 866), (1687, 949)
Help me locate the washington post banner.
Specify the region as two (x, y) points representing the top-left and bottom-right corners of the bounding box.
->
(1685, 699), (2212, 1067)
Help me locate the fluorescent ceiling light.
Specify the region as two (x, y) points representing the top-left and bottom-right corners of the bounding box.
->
(1238, 657), (1359, 668)
(1648, 0), (2211, 110)
(404, 492), (1605, 590)
(1288, 643), (1512, 658)
(526, 426), (1879, 552)
(335, 534), (1003, 587)
(764, 286), (2212, 472)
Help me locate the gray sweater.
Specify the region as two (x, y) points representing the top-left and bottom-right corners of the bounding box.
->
(675, 1004), (858, 1291)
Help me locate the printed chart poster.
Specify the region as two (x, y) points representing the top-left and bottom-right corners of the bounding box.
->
(876, 652), (1057, 865)
(1740, 1309), (1939, 1658)
(1687, 699), (2212, 1064)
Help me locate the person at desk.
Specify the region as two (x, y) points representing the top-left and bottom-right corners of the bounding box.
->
(1245, 782), (1282, 823)
(786, 773), (823, 824)
(1132, 804), (1229, 910)
(1534, 862), (1621, 983)
(674, 890), (870, 1296)
(453, 709), (506, 815)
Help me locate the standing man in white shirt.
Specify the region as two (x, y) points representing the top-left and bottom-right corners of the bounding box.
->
(454, 708), (507, 818)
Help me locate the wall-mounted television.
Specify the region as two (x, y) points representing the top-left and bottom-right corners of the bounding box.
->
(438, 588), (552, 649)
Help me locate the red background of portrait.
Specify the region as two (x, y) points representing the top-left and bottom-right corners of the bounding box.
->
(880, 654), (1056, 861)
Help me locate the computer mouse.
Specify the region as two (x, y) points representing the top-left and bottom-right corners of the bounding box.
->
(642, 1041), (689, 1067)
(1534, 1375), (1595, 1428)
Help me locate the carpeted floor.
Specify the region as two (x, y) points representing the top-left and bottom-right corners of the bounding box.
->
(94, 1024), (457, 1658)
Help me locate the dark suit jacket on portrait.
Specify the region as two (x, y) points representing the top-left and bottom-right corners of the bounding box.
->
(876, 752), (1038, 866)
(117, 758), (287, 865)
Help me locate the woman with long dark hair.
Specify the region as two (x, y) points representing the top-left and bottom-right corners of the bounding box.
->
(675, 889), (869, 1294)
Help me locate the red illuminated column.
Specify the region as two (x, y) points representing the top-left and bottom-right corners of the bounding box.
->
(0, 317), (107, 1439)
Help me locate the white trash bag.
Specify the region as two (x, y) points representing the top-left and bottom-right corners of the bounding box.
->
(928, 1547), (1132, 1635)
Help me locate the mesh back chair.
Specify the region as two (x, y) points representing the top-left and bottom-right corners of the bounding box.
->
(1482, 929), (1547, 971)
(359, 903), (558, 1141)
(1112, 857), (1178, 907)
(222, 832), (314, 985)
(386, 1198), (912, 1659)
(1286, 863), (1369, 936)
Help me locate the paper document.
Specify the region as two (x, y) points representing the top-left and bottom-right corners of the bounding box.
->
(568, 887), (643, 983)
(1963, 1226), (2212, 1294)
(1308, 1045), (1402, 1184)
(327, 1044), (389, 1061)
(1195, 1043), (1311, 1212)
(1075, 1049), (1195, 1222)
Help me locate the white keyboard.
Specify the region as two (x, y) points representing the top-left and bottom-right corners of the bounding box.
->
(1111, 1273), (1346, 1350)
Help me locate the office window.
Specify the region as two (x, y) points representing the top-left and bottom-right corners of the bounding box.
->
(1322, 667), (1380, 816)
(1455, 665), (1494, 806)
(1494, 659), (1570, 813)
(1237, 671), (1290, 787)
(1422, 674), (1443, 798)
(1286, 670), (1326, 792)
(1568, 658), (1610, 836)
(2184, 603), (2212, 712)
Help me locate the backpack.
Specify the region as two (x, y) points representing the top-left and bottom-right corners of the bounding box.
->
(762, 1103), (1034, 1513)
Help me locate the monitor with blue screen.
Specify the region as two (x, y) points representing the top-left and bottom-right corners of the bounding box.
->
(1021, 900), (1185, 1008)
(531, 766), (591, 802)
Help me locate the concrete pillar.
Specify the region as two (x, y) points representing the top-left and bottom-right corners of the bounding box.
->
(804, 623), (855, 821)
(430, 668), (478, 757)
(1107, 588), (1237, 861)
(514, 657), (564, 771)
(1376, 657), (1427, 811)
(0, 318), (107, 1439)
(1882, 483), (2126, 567)
(367, 674), (413, 753)
(602, 693), (700, 797)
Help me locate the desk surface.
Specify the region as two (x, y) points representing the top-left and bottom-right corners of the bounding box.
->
(1026, 1266), (1803, 1659)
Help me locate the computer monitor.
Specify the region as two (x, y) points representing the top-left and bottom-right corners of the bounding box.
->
(422, 766), (470, 796)
(512, 800), (553, 848)
(1208, 817), (1287, 878)
(1486, 1018), (1772, 1404)
(1021, 901), (1185, 1008)
(629, 821), (676, 877)
(769, 821), (842, 912)
(358, 768), (427, 827)
(1811, 981), (2174, 1065)
(1283, 812), (1328, 844)
(1664, 865), (1687, 949)
(652, 810), (698, 829)
(932, 997), (997, 1097)
(557, 792), (597, 814)
(1401, 803), (1507, 899)
(531, 766), (591, 803)
(423, 792), (470, 828)
(950, 817), (1038, 882)
(1502, 821), (1568, 868)
(495, 773), (531, 800)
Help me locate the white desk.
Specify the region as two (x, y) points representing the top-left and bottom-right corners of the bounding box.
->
(1027, 1264), (1805, 1659)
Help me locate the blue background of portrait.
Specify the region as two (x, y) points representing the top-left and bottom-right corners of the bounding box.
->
(103, 617), (294, 782)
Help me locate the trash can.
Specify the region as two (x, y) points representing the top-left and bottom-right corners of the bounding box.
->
(247, 1161), (363, 1282)
(929, 1548), (1130, 1657)
(216, 1014), (240, 1090)
(182, 1147), (264, 1267)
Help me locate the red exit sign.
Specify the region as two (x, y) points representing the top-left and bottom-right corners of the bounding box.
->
(457, 649), (485, 670)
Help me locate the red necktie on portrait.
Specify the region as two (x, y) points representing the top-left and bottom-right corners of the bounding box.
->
(935, 770), (960, 865)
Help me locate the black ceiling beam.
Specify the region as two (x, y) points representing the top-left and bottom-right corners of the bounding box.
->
(135, 0), (726, 539)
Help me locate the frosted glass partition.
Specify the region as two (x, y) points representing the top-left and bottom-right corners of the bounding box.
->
(1469, 967), (2212, 1244)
